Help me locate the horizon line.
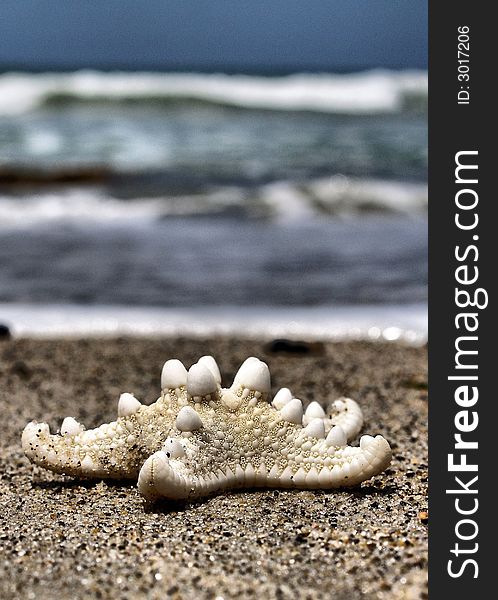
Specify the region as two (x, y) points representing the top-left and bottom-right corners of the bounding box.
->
(0, 62), (428, 76)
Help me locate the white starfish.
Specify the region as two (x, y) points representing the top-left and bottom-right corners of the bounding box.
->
(22, 356), (392, 502)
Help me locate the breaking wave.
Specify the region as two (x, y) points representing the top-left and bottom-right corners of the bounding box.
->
(0, 176), (427, 229)
(0, 69), (427, 115)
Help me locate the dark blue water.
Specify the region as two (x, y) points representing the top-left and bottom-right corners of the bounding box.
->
(0, 216), (426, 306)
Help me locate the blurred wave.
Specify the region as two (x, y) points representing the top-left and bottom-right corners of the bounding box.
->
(0, 69), (427, 311)
(0, 69), (427, 115)
(0, 70), (427, 184)
(0, 177), (427, 229)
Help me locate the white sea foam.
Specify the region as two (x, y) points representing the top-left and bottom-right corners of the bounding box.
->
(0, 190), (163, 228)
(0, 70), (427, 115)
(0, 303), (427, 345)
(0, 177), (427, 229)
(266, 177), (428, 220)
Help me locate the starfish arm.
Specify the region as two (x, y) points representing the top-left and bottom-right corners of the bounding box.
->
(137, 433), (392, 502)
(21, 418), (142, 479)
(21, 396), (176, 480)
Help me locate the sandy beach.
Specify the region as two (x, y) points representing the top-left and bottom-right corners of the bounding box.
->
(0, 336), (427, 599)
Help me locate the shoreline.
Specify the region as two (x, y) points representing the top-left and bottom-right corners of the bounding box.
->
(0, 336), (427, 599)
(0, 302), (427, 345)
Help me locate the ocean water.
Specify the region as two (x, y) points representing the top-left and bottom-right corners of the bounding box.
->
(0, 70), (427, 338)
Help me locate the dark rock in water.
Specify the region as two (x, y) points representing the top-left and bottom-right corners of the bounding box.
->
(264, 338), (325, 355)
(0, 165), (110, 186)
(0, 324), (11, 340)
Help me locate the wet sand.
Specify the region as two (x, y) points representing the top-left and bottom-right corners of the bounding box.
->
(0, 337), (427, 599)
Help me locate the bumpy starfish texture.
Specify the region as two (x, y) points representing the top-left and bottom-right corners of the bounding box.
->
(22, 356), (392, 502)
